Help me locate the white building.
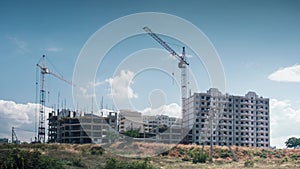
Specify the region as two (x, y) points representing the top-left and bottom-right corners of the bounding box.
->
(183, 88), (270, 147)
(118, 110), (144, 134)
(155, 115), (178, 126)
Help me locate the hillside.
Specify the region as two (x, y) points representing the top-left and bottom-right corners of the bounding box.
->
(0, 142), (300, 169)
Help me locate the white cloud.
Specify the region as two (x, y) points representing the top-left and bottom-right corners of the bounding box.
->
(8, 36), (29, 53)
(79, 86), (95, 99)
(0, 100), (52, 142)
(0, 100), (36, 124)
(106, 70), (138, 99)
(141, 103), (181, 118)
(270, 99), (300, 148)
(93, 108), (116, 117)
(77, 80), (104, 99)
(268, 64), (300, 82)
(186, 54), (193, 58)
(89, 80), (105, 87)
(46, 47), (63, 52)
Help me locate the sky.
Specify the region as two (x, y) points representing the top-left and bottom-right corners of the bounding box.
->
(0, 0), (299, 148)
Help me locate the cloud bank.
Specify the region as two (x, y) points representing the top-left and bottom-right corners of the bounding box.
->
(268, 64), (300, 82)
(270, 99), (300, 148)
(141, 103), (181, 118)
(0, 100), (52, 142)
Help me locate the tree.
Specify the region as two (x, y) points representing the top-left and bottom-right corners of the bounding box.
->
(124, 129), (139, 138)
(123, 129), (140, 143)
(285, 137), (300, 148)
(106, 130), (119, 144)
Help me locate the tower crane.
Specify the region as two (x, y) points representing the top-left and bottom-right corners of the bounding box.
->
(36, 55), (73, 143)
(11, 127), (19, 144)
(143, 26), (189, 135)
(11, 127), (35, 144)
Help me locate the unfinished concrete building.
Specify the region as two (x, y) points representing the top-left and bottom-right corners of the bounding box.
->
(142, 115), (157, 134)
(118, 110), (182, 143)
(48, 109), (117, 144)
(183, 88), (270, 147)
(118, 110), (144, 134)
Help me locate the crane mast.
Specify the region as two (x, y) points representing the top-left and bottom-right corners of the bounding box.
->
(37, 55), (47, 143)
(143, 26), (189, 122)
(36, 55), (73, 143)
(12, 127), (19, 144)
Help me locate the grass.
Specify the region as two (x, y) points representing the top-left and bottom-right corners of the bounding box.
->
(0, 143), (300, 169)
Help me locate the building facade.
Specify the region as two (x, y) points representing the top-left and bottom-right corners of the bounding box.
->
(155, 115), (178, 126)
(48, 109), (118, 144)
(118, 110), (144, 134)
(183, 88), (270, 147)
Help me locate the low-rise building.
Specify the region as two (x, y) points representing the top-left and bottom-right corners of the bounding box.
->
(0, 138), (9, 144)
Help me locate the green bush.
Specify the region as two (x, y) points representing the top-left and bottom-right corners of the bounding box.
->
(281, 157), (288, 163)
(100, 158), (156, 169)
(124, 129), (139, 138)
(291, 154), (298, 161)
(219, 150), (230, 159)
(259, 153), (267, 158)
(192, 151), (208, 164)
(244, 160), (254, 167)
(82, 148), (87, 156)
(0, 148), (63, 169)
(71, 158), (85, 167)
(90, 146), (104, 155)
(160, 150), (169, 156)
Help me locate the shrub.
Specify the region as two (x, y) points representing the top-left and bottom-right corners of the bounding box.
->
(90, 146), (104, 155)
(124, 129), (139, 138)
(103, 158), (117, 169)
(259, 153), (267, 158)
(291, 154), (298, 161)
(0, 148), (63, 169)
(100, 158), (156, 169)
(71, 158), (85, 167)
(82, 148), (87, 156)
(219, 150), (230, 158)
(244, 160), (254, 167)
(281, 157), (288, 164)
(192, 151), (208, 164)
(274, 154), (282, 158)
(160, 150), (169, 156)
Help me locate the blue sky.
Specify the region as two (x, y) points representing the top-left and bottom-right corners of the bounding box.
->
(0, 0), (300, 147)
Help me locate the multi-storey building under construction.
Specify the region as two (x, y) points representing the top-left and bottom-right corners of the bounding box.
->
(183, 88), (270, 147)
(48, 109), (117, 144)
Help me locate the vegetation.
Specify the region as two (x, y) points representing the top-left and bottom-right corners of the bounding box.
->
(99, 158), (155, 169)
(0, 147), (63, 169)
(285, 137), (300, 149)
(157, 124), (169, 133)
(124, 129), (140, 138)
(106, 130), (119, 144)
(0, 143), (300, 169)
(192, 150), (208, 163)
(244, 160), (254, 167)
(90, 146), (104, 155)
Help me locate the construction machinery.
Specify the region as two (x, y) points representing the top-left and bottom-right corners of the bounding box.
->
(143, 27), (189, 142)
(11, 127), (36, 144)
(36, 55), (73, 143)
(143, 26), (189, 116)
(11, 127), (20, 144)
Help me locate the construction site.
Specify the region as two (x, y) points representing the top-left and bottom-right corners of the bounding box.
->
(2, 26), (270, 151)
